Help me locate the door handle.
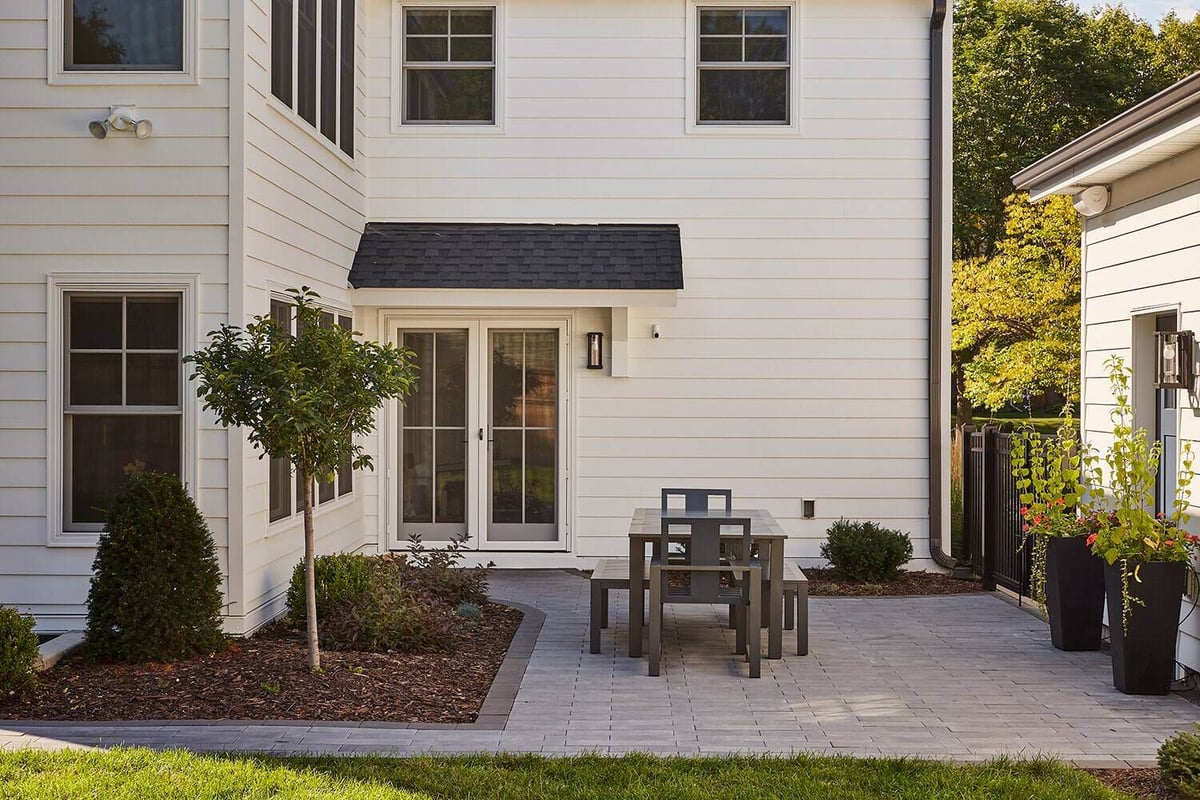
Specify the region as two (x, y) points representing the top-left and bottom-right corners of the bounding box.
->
(479, 428), (493, 443)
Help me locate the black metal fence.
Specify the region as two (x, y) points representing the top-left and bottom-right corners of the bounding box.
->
(957, 425), (1033, 597)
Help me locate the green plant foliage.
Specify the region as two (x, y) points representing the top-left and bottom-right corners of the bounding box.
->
(287, 552), (467, 653)
(0, 607), (39, 695)
(85, 472), (226, 663)
(952, 194), (1082, 421)
(186, 287), (418, 671)
(1087, 356), (1199, 632)
(285, 553), (374, 626)
(1160, 724), (1200, 799)
(820, 520), (913, 583)
(403, 532), (492, 608)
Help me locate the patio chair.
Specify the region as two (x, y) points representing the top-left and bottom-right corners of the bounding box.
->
(660, 488), (732, 560)
(648, 515), (761, 678)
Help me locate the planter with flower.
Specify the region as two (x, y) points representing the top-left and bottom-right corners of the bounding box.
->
(1011, 418), (1104, 651)
(1088, 355), (1197, 695)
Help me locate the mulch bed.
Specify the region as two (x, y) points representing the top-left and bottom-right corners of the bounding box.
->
(1086, 768), (1175, 799)
(0, 602), (522, 723)
(805, 569), (988, 597)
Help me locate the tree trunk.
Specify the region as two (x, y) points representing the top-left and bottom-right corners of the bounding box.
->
(955, 382), (974, 429)
(302, 471), (321, 671)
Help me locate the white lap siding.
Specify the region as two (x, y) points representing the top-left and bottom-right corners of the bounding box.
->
(0, 1), (232, 631)
(360, 0), (934, 564)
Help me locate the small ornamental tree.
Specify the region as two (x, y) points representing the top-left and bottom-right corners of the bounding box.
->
(186, 288), (417, 670)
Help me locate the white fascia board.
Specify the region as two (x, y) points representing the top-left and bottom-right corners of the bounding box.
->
(349, 288), (680, 308)
(1028, 112), (1200, 201)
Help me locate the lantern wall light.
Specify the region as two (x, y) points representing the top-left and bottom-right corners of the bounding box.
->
(1155, 329), (1195, 390)
(586, 331), (603, 370)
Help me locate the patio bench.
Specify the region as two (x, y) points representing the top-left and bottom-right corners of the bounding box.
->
(590, 558), (809, 656)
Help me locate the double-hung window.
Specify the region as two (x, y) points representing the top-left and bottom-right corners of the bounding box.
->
(271, 0), (356, 156)
(64, 294), (182, 530)
(402, 7), (496, 124)
(697, 7), (791, 124)
(267, 301), (354, 523)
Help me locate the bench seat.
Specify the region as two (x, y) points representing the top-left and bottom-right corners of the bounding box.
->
(589, 557), (808, 656)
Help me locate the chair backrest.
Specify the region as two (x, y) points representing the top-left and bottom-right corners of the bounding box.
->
(658, 516), (751, 602)
(661, 488), (733, 514)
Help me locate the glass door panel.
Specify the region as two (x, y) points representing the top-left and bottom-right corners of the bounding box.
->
(400, 329), (469, 543)
(487, 329), (559, 543)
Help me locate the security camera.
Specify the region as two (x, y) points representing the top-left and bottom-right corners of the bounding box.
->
(1073, 185), (1109, 217)
(88, 106), (153, 140)
(651, 324), (662, 339)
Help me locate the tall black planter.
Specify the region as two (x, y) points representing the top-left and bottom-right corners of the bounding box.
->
(1104, 560), (1185, 695)
(1043, 536), (1104, 651)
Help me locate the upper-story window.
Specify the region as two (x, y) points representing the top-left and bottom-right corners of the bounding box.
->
(402, 7), (496, 124)
(697, 7), (790, 124)
(271, 0), (356, 157)
(64, 0), (183, 71)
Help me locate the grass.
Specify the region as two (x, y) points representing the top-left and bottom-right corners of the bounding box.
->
(970, 415), (1077, 436)
(0, 748), (1138, 799)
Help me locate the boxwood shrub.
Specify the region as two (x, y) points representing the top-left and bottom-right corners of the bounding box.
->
(86, 472), (226, 663)
(1160, 724), (1200, 799)
(0, 606), (39, 694)
(820, 519), (913, 582)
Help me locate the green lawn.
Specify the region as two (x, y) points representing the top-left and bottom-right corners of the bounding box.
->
(0, 748), (1137, 800)
(970, 415), (1078, 436)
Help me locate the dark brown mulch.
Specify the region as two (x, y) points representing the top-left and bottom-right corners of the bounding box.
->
(0, 602), (522, 723)
(805, 568), (988, 597)
(1086, 768), (1176, 799)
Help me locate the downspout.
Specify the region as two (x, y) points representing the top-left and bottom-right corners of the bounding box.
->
(928, 0), (956, 569)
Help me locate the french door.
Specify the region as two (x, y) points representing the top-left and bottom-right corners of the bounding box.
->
(390, 318), (568, 551)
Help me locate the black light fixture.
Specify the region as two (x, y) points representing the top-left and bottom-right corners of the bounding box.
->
(586, 332), (603, 370)
(1156, 330), (1195, 390)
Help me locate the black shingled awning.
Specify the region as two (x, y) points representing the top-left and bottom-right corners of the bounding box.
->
(349, 223), (684, 290)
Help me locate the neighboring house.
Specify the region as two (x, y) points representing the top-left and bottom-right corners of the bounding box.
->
(0, 0), (953, 634)
(1014, 71), (1200, 672)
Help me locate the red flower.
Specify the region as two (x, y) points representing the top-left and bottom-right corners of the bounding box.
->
(1187, 534), (1199, 544)
(1086, 533), (1097, 547)
(1166, 540), (1176, 548)
(1023, 524), (1030, 533)
(1020, 507), (1029, 517)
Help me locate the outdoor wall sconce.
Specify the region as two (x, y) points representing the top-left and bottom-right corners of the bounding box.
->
(1155, 330), (1195, 390)
(586, 332), (603, 370)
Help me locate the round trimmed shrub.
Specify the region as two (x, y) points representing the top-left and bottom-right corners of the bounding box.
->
(86, 472), (226, 663)
(820, 519), (913, 582)
(285, 553), (374, 625)
(1160, 724), (1200, 799)
(0, 606), (39, 694)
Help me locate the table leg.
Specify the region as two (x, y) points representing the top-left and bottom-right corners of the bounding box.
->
(769, 539), (783, 659)
(629, 536), (644, 658)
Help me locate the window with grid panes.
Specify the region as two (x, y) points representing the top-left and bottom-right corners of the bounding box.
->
(64, 294), (182, 529)
(402, 7), (495, 123)
(697, 7), (790, 124)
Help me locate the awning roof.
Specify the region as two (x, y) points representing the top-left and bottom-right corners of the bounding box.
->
(349, 223), (684, 290)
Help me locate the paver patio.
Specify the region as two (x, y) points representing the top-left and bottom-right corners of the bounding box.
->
(2, 569), (1197, 766)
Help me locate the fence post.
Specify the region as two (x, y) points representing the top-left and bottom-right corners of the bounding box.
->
(957, 424), (975, 566)
(980, 425), (998, 591)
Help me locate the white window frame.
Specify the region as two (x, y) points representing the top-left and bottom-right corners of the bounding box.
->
(266, 0), (358, 165)
(46, 273), (200, 547)
(265, 292), (357, 529)
(390, 0), (506, 134)
(48, 0), (200, 86)
(685, 0), (800, 135)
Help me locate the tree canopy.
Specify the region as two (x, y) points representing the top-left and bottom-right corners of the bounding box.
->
(951, 0), (1200, 422)
(953, 193), (1080, 417)
(186, 288), (418, 670)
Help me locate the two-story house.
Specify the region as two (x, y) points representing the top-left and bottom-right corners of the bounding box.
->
(0, 0), (952, 633)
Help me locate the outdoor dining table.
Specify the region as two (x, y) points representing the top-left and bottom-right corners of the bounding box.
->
(627, 507), (788, 660)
